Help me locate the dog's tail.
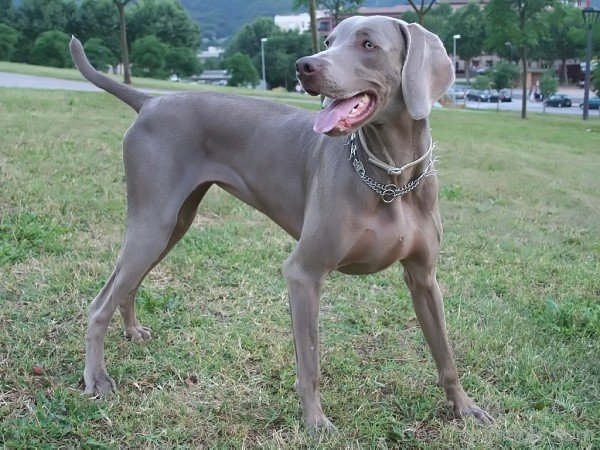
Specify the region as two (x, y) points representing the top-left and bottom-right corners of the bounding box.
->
(69, 36), (150, 113)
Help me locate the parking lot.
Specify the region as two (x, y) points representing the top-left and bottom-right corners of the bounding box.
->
(454, 84), (600, 117)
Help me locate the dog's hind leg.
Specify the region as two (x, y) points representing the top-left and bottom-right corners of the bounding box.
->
(118, 184), (210, 342)
(83, 183), (210, 397)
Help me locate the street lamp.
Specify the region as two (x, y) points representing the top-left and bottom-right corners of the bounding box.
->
(452, 34), (461, 105)
(582, 6), (599, 120)
(260, 37), (268, 90)
(505, 41), (512, 63)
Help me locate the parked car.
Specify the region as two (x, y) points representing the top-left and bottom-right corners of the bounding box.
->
(466, 89), (492, 102)
(489, 89), (512, 103)
(544, 94), (572, 107)
(447, 86), (466, 100)
(579, 96), (600, 110)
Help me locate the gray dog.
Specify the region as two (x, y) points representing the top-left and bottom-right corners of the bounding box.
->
(70, 15), (492, 430)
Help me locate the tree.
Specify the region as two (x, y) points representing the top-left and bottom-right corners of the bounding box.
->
(128, 0), (200, 49)
(444, 3), (485, 82)
(165, 46), (200, 77)
(319, 0), (364, 27)
(225, 52), (259, 87)
(75, 0), (120, 66)
(489, 61), (519, 109)
(14, 0), (78, 63)
(0, 24), (19, 61)
(593, 65), (600, 96)
(308, 0), (318, 54)
(471, 74), (490, 108)
(407, 0), (436, 26)
(485, 0), (555, 119)
(225, 18), (312, 91)
(225, 17), (279, 59)
(113, 0), (136, 84)
(30, 30), (71, 67)
(292, 0), (319, 53)
(538, 4), (584, 83)
(262, 30), (312, 90)
(0, 0), (16, 25)
(292, 0), (363, 29)
(539, 71), (558, 113)
(84, 38), (115, 72)
(130, 35), (169, 78)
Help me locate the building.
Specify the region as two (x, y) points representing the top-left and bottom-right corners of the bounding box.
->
(194, 70), (231, 86)
(197, 46), (225, 61)
(275, 11), (329, 32)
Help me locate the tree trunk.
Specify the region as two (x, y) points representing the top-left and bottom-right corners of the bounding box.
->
(116, 2), (131, 85)
(520, 49), (527, 119)
(465, 59), (470, 83)
(309, 0), (318, 54)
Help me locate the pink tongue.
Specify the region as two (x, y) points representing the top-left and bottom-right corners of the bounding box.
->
(314, 95), (362, 133)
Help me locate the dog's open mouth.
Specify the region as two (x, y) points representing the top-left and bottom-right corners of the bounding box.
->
(314, 93), (377, 135)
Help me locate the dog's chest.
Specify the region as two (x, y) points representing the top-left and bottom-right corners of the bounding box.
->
(338, 203), (417, 274)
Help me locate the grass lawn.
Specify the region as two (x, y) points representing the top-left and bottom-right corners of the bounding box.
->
(0, 87), (598, 447)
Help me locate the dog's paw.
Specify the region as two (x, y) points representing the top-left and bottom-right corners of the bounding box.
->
(83, 371), (116, 398)
(453, 399), (494, 424)
(305, 414), (338, 434)
(124, 324), (152, 343)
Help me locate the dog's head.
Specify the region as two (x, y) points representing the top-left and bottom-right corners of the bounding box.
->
(296, 16), (454, 136)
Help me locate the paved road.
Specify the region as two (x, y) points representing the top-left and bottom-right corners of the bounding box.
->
(461, 98), (598, 117)
(2, 71), (598, 118)
(0, 71), (172, 95)
(0, 71), (103, 91)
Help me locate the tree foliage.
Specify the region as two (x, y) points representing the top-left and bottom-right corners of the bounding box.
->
(292, 0), (364, 27)
(489, 61), (519, 91)
(130, 34), (169, 78)
(225, 52), (259, 87)
(442, 3), (485, 82)
(472, 75), (490, 91)
(0, 0), (16, 25)
(406, 0), (436, 26)
(537, 4), (585, 83)
(83, 38), (116, 72)
(30, 30), (72, 68)
(225, 17), (279, 59)
(14, 0), (78, 62)
(593, 65), (600, 96)
(128, 0), (200, 49)
(485, 0), (555, 118)
(539, 70), (558, 112)
(75, 0), (120, 64)
(225, 17), (311, 90)
(0, 24), (19, 61)
(165, 46), (200, 77)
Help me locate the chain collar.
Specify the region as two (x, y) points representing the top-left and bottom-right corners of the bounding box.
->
(345, 130), (438, 203)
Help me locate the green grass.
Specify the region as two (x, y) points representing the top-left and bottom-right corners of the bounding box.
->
(0, 87), (599, 447)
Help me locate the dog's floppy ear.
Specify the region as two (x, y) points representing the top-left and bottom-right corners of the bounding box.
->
(397, 20), (454, 120)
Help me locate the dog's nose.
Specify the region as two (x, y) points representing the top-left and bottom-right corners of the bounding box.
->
(296, 56), (323, 78)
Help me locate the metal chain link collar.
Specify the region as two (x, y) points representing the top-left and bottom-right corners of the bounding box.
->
(345, 131), (438, 203)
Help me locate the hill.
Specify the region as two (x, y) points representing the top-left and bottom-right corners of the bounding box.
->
(180, 0), (402, 42)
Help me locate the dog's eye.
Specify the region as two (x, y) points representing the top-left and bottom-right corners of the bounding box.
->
(363, 41), (375, 50)
(324, 39), (330, 49)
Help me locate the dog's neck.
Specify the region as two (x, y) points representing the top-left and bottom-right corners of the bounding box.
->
(360, 114), (431, 182)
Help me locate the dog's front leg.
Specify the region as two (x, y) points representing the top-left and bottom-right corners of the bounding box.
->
(402, 258), (493, 424)
(282, 253), (335, 432)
